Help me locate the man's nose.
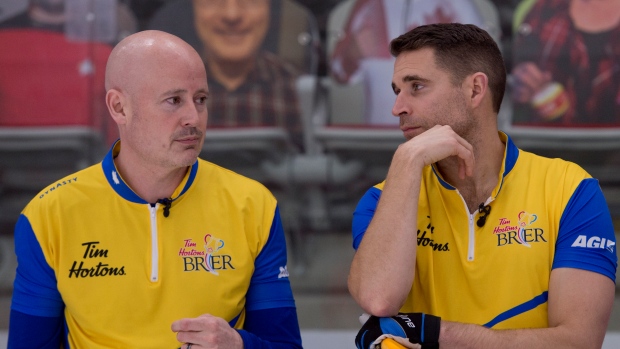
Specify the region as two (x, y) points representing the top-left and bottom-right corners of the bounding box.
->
(182, 104), (202, 127)
(392, 93), (411, 118)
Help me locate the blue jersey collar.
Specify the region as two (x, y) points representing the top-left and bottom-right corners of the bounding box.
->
(101, 140), (198, 204)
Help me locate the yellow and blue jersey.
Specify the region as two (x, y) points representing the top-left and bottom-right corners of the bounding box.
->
(10, 141), (301, 348)
(353, 133), (617, 329)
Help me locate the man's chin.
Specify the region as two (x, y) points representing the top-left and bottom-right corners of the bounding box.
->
(176, 149), (200, 166)
(177, 158), (198, 168)
(402, 128), (423, 140)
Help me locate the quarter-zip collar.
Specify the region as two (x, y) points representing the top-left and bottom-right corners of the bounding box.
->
(101, 140), (199, 203)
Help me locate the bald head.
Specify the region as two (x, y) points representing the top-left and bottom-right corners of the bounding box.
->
(105, 30), (205, 94)
(103, 30), (209, 183)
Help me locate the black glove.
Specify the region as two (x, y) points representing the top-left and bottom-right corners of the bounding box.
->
(355, 312), (441, 349)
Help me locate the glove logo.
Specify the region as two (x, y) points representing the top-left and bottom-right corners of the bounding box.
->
(355, 313), (441, 349)
(395, 314), (415, 328)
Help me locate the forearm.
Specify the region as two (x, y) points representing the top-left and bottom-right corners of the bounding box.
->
(348, 217), (418, 316)
(349, 152), (425, 316)
(350, 128), (476, 316)
(440, 321), (603, 349)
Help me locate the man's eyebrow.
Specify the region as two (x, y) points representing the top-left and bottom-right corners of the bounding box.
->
(160, 88), (187, 97)
(196, 88), (209, 97)
(402, 74), (430, 83)
(392, 75), (430, 92)
(159, 88), (210, 97)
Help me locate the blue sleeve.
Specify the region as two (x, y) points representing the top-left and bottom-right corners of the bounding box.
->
(9, 214), (65, 348)
(245, 206), (296, 311)
(237, 307), (302, 349)
(552, 178), (618, 282)
(11, 214), (64, 316)
(352, 187), (382, 250)
(239, 206), (302, 348)
(8, 310), (64, 349)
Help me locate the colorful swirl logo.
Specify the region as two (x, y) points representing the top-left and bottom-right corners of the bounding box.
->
(517, 211), (537, 247)
(203, 234), (225, 274)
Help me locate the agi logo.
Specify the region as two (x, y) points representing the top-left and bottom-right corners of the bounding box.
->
(178, 234), (235, 275)
(571, 235), (616, 253)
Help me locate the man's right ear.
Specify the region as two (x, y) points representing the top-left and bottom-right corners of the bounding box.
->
(106, 89), (127, 125)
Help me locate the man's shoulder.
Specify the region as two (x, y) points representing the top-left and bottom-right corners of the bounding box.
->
(19, 163), (105, 225)
(196, 159), (274, 196)
(26, 163), (104, 208)
(517, 149), (591, 180)
(513, 149), (593, 202)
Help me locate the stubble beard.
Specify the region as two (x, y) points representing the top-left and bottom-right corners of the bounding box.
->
(172, 127), (204, 167)
(441, 90), (477, 144)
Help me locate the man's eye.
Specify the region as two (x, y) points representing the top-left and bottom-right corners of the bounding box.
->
(412, 83), (424, 91)
(195, 96), (207, 105)
(167, 97), (181, 104)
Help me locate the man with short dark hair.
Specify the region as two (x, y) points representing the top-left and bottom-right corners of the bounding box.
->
(350, 23), (617, 349)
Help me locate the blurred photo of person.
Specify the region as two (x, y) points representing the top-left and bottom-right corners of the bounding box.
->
(511, 0), (620, 126)
(150, 0), (303, 150)
(0, 0), (137, 44)
(330, 0), (497, 126)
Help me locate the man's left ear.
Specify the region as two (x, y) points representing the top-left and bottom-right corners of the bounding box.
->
(468, 72), (488, 108)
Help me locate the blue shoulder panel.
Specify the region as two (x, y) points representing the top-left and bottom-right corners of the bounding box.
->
(553, 179), (617, 282)
(245, 206), (295, 311)
(352, 187), (382, 250)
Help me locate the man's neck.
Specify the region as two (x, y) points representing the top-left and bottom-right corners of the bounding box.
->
(436, 134), (505, 213)
(113, 152), (189, 204)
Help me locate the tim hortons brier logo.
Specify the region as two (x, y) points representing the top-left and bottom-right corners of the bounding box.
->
(178, 234), (235, 275)
(493, 211), (547, 247)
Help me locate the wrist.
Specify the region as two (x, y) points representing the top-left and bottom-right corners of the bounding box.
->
(386, 148), (426, 189)
(393, 144), (427, 170)
(438, 320), (479, 349)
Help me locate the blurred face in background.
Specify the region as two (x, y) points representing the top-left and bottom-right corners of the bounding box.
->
(192, 0), (270, 64)
(31, 0), (65, 13)
(29, 0), (66, 29)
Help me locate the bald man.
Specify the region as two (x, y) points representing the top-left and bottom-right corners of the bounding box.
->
(8, 30), (302, 349)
